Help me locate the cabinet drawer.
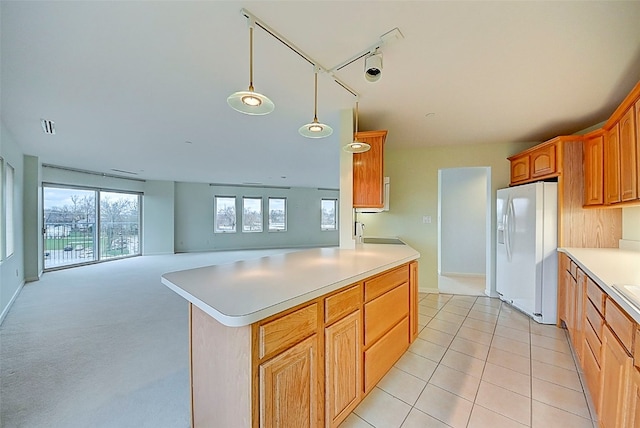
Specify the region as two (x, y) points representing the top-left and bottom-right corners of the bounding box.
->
(364, 265), (408, 302)
(585, 317), (602, 365)
(586, 278), (605, 315)
(605, 298), (635, 354)
(363, 317), (409, 393)
(325, 284), (361, 326)
(569, 261), (578, 279)
(258, 303), (318, 360)
(586, 300), (603, 341)
(583, 337), (601, 414)
(364, 283), (409, 347)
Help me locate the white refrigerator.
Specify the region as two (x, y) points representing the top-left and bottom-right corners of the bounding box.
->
(496, 181), (558, 324)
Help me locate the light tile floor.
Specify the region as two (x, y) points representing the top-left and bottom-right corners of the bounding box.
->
(340, 293), (598, 428)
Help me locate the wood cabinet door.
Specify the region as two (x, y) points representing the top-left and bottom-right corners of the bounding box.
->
(583, 134), (605, 206)
(259, 335), (319, 428)
(619, 107), (637, 201)
(531, 143), (557, 178)
(557, 254), (569, 327)
(605, 124), (621, 204)
(600, 326), (632, 428)
(627, 367), (640, 428)
(409, 261), (419, 342)
(325, 311), (361, 428)
(574, 269), (587, 365)
(353, 130), (387, 208)
(636, 98), (640, 200)
(510, 154), (530, 184)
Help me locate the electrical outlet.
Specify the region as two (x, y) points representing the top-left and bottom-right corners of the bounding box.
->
(422, 216), (432, 224)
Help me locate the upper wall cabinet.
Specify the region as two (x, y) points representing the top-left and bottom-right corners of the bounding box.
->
(604, 123), (622, 205)
(583, 131), (605, 206)
(353, 130), (387, 209)
(508, 139), (559, 186)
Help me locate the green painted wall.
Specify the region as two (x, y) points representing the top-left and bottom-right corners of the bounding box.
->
(357, 141), (536, 293)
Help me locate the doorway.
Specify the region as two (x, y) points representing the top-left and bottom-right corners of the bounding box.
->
(43, 185), (141, 270)
(437, 167), (491, 295)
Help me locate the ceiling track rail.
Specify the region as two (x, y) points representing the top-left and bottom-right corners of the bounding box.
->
(241, 8), (359, 100)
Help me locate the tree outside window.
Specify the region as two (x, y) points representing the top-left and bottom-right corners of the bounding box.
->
(243, 197), (263, 232)
(268, 198), (286, 232)
(214, 196), (236, 233)
(321, 199), (338, 230)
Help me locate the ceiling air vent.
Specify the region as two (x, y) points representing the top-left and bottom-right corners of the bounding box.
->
(40, 119), (55, 135)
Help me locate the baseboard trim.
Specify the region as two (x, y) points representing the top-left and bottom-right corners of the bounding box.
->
(0, 280), (25, 325)
(439, 272), (485, 278)
(419, 287), (440, 294)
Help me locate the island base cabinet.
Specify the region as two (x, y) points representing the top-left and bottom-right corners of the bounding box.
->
(600, 326), (632, 428)
(325, 311), (361, 428)
(259, 335), (319, 428)
(627, 367), (640, 427)
(363, 317), (409, 393)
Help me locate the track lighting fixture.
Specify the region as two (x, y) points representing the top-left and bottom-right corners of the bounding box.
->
(299, 69), (333, 138)
(343, 102), (370, 153)
(364, 50), (383, 83)
(227, 22), (274, 115)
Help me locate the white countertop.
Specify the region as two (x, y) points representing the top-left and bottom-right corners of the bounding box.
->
(162, 244), (420, 327)
(559, 247), (640, 323)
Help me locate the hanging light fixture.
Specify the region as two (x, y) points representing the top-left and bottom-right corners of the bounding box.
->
(299, 68), (333, 138)
(227, 21), (274, 115)
(343, 101), (371, 153)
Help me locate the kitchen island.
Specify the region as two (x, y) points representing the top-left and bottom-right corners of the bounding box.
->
(162, 244), (420, 428)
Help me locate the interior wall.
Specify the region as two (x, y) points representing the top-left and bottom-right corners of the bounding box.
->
(174, 182), (339, 252)
(438, 167), (488, 276)
(0, 123), (26, 323)
(358, 141), (537, 294)
(622, 206), (640, 241)
(142, 180), (174, 255)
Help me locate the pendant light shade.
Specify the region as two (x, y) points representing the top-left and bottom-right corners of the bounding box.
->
(343, 101), (371, 153)
(299, 70), (333, 138)
(227, 25), (274, 115)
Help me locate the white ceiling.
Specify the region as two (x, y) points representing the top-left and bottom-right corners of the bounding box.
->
(2, 1), (640, 189)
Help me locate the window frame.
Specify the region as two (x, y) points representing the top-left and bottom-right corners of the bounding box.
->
(5, 163), (14, 257)
(242, 196), (263, 233)
(268, 197), (287, 232)
(214, 196), (237, 233)
(320, 198), (338, 231)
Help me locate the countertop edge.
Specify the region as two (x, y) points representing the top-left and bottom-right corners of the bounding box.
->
(558, 247), (640, 324)
(162, 247), (420, 327)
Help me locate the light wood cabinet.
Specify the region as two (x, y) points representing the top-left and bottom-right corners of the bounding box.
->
(325, 311), (361, 428)
(510, 154), (530, 184)
(600, 325), (633, 428)
(259, 335), (319, 428)
(573, 268), (587, 365)
(627, 367), (640, 427)
(583, 131), (605, 206)
(353, 130), (387, 208)
(636, 99), (640, 196)
(619, 107), (637, 201)
(605, 123), (621, 204)
(409, 261), (419, 342)
(531, 143), (557, 178)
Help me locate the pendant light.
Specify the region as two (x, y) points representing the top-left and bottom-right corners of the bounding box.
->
(227, 22), (274, 115)
(299, 69), (333, 138)
(343, 101), (371, 153)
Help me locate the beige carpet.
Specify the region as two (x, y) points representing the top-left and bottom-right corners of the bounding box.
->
(0, 248), (299, 428)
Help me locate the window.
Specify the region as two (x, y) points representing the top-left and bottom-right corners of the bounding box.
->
(214, 196), (236, 233)
(242, 197), (263, 232)
(268, 198), (287, 232)
(5, 163), (14, 257)
(0, 158), (3, 260)
(321, 199), (338, 231)
(43, 186), (141, 270)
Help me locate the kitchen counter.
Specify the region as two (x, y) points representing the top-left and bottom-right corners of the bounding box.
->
(559, 247), (640, 323)
(161, 243), (420, 327)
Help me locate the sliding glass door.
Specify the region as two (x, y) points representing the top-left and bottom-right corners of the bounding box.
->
(43, 186), (141, 270)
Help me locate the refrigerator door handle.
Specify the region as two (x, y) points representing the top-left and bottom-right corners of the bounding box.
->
(505, 196), (514, 262)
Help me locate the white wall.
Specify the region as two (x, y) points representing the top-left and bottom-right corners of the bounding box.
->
(174, 182), (339, 252)
(0, 123), (25, 322)
(142, 180), (174, 255)
(438, 167), (488, 275)
(23, 155), (42, 281)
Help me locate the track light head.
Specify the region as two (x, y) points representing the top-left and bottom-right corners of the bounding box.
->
(364, 51), (383, 83)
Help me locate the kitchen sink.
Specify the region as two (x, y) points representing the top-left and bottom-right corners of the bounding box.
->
(362, 237), (405, 245)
